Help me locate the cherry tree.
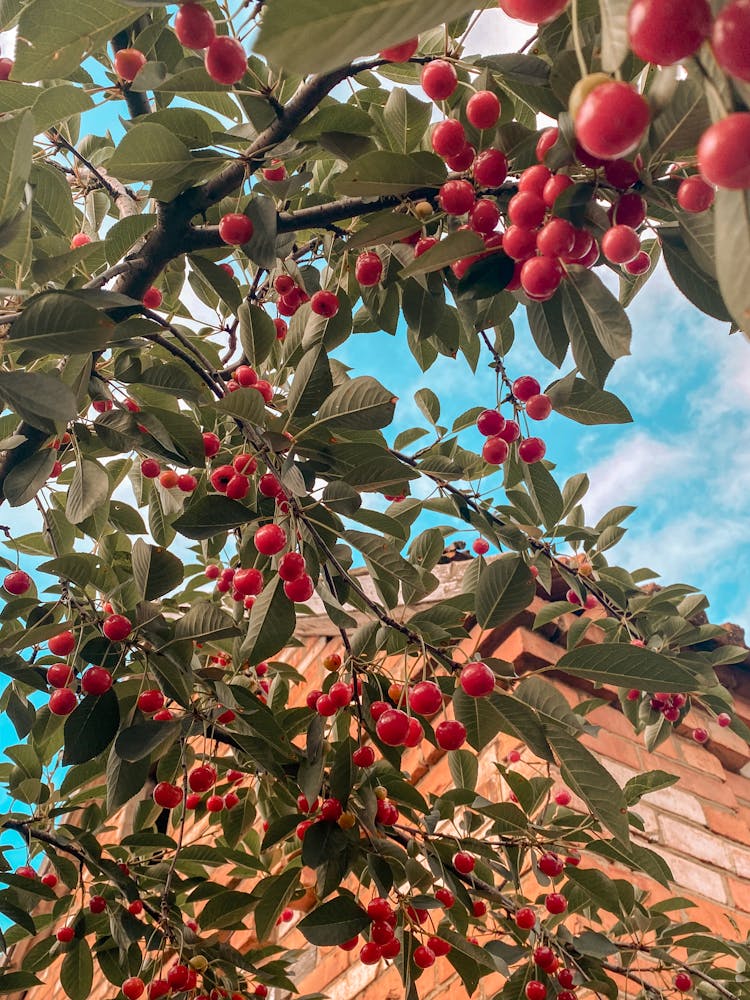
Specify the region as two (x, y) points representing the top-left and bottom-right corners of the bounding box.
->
(0, 1), (748, 999)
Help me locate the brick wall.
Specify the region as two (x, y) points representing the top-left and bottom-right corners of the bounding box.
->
(10, 562), (750, 1000)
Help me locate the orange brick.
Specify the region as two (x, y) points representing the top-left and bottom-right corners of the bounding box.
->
(729, 877), (750, 914)
(678, 736), (727, 778)
(705, 806), (750, 845)
(582, 731), (642, 771)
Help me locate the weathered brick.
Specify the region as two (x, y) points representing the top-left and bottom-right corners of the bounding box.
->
(582, 730), (643, 771)
(705, 806), (750, 845)
(652, 847), (728, 903)
(657, 814), (733, 870)
(728, 876), (750, 914)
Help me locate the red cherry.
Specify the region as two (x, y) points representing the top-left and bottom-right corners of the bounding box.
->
(16, 865), (36, 879)
(409, 681), (443, 716)
(431, 119), (466, 158)
(380, 38), (419, 61)
(499, 0), (569, 23)
(542, 173), (573, 207)
(114, 48), (146, 82)
(536, 127), (558, 163)
(56, 926), (75, 943)
(177, 474), (197, 493)
(557, 970), (575, 989)
(360, 941), (382, 965)
(140, 458), (160, 479)
(474, 148), (508, 187)
(48, 630), (75, 656)
(123, 977), (146, 1000)
(41, 872), (58, 888)
(604, 158), (640, 189)
(284, 574), (314, 602)
(446, 144), (476, 172)
(718, 712), (732, 727)
(254, 523), (286, 556)
(328, 681), (352, 708)
(712, 1), (750, 81)
(453, 851), (475, 874)
(70, 233), (91, 249)
(404, 716), (424, 747)
(624, 250), (651, 275)
(460, 661), (495, 698)
(174, 3), (215, 48)
(159, 469), (178, 490)
(234, 568), (264, 596)
(49, 688), (77, 715)
(89, 893), (106, 912)
(526, 394), (552, 421)
(189, 764), (217, 792)
(206, 793), (224, 812)
(503, 225), (537, 261)
(205, 36), (246, 85)
(138, 689), (164, 713)
(427, 936), (451, 957)
(274, 318), (288, 340)
(320, 797), (343, 822)
(148, 982), (169, 1000)
(421, 60), (457, 101)
(576, 82), (650, 160)
(554, 788), (571, 806)
(353, 745), (375, 767)
(167, 966), (192, 992)
(310, 289), (339, 317)
(103, 613), (132, 642)
(376, 708), (410, 746)
(508, 191), (546, 228)
(477, 409), (505, 436)
(254, 379), (273, 403)
(513, 375), (541, 401)
(439, 179), (475, 216)
(467, 90), (501, 129)
(128, 900), (144, 915)
(277, 552), (306, 582)
(234, 365), (258, 388)
(367, 897), (393, 922)
(539, 851), (565, 877)
(525, 982), (547, 1000)
(628, 0), (710, 65)
(436, 719), (466, 750)
(674, 974), (693, 992)
(698, 114), (750, 189)
(210, 464), (234, 493)
(413, 945), (436, 969)
(545, 892), (567, 914)
(470, 199), (501, 234)
(0, 58), (13, 80)
(434, 887), (455, 909)
(472, 899), (487, 917)
(602, 225), (640, 264)
(4, 570), (31, 595)
(81, 666), (113, 696)
(519, 437), (546, 463)
(355, 252), (383, 286)
(142, 286), (162, 310)
(521, 257), (563, 301)
(219, 213), (254, 246)
(515, 906), (536, 929)
(610, 192), (646, 229)
(482, 436), (510, 465)
(153, 781), (183, 809)
(677, 176), (715, 213)
(202, 431), (221, 457)
(692, 727), (709, 744)
(537, 217), (576, 257)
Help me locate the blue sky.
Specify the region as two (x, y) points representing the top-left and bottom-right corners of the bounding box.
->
(2, 5), (749, 872)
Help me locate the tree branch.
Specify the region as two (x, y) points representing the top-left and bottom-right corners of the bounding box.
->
(111, 30), (152, 119)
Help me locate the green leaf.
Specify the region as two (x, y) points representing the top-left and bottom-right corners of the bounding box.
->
(524, 460), (563, 529)
(253, 868), (301, 941)
(14, 0), (138, 80)
(455, 252), (516, 301)
(9, 292), (114, 356)
(623, 769), (678, 805)
(556, 643), (707, 692)
(107, 124), (192, 183)
(66, 459), (110, 526)
(546, 729), (630, 845)
(0, 111), (33, 227)
(475, 554), (535, 628)
(382, 87), (433, 154)
(200, 890), (257, 931)
(313, 376), (396, 431)
(288, 345), (334, 419)
(648, 77), (711, 164)
(564, 266), (632, 364)
(516, 675), (585, 735)
(241, 575), (296, 664)
(0, 371), (78, 434)
(30, 162), (76, 236)
(106, 745), (151, 812)
(598, 0), (629, 72)
(453, 687), (553, 761)
(546, 375), (632, 425)
(215, 387), (267, 425)
(173, 495), (254, 539)
(661, 227), (732, 323)
(297, 895), (370, 946)
(63, 689), (120, 765)
(32, 84), (94, 131)
(400, 231), (485, 277)
(131, 539), (184, 601)
(173, 602), (241, 644)
(60, 940), (94, 1000)
(526, 294), (569, 367)
(447, 749), (478, 790)
(0, 974), (42, 992)
(238, 302), (277, 369)
(115, 721), (181, 763)
(105, 214), (157, 265)
(256, 0), (481, 75)
(3, 450), (56, 507)
(335, 150), (445, 196)
(714, 188), (750, 335)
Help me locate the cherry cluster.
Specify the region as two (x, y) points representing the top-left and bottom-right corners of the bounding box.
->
(477, 374), (551, 468)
